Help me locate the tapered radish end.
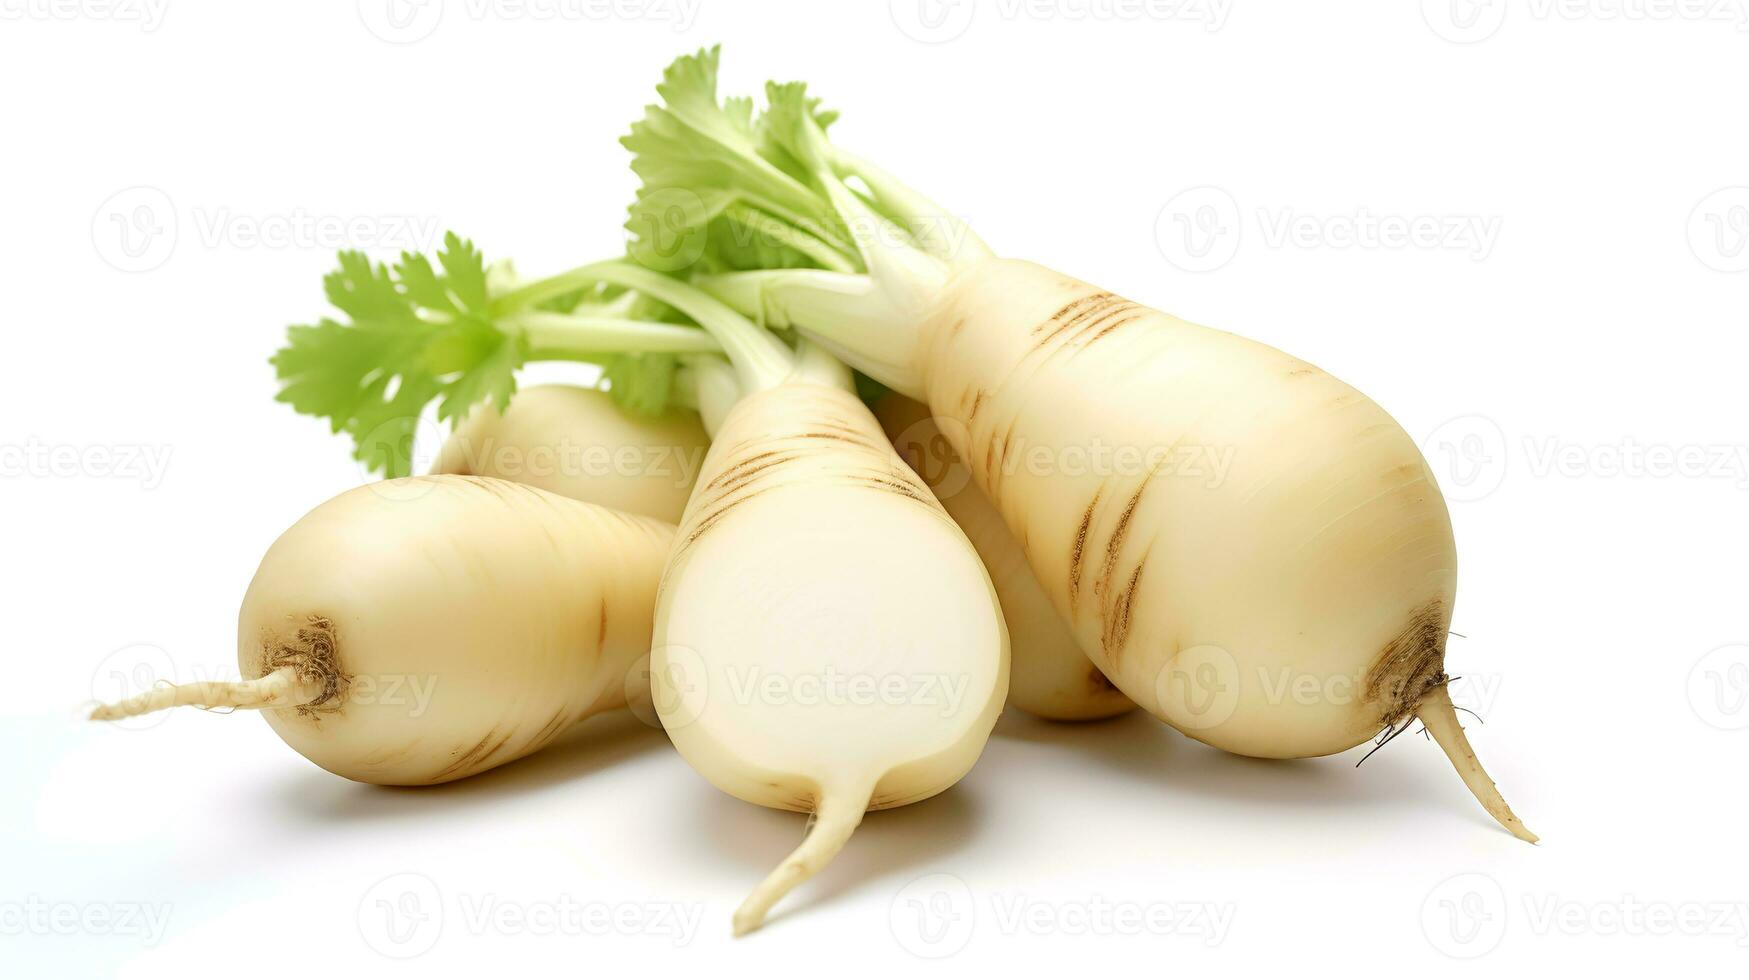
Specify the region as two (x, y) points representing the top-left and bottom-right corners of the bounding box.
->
(1417, 684), (1538, 843)
(88, 702), (133, 722)
(87, 667), (322, 723)
(731, 782), (874, 936)
(729, 906), (763, 938)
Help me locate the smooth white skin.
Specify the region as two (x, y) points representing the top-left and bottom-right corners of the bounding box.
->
(728, 256), (1532, 840)
(918, 259), (1457, 760)
(876, 393), (1132, 722)
(94, 476), (673, 786)
(427, 381), (1099, 725)
(434, 385), (709, 523)
(652, 381), (1008, 933)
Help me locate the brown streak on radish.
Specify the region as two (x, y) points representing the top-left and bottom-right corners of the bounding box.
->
(456, 474), (522, 505)
(967, 388), (988, 423)
(598, 595), (609, 648)
(1066, 301), (1140, 347)
(1103, 556), (1147, 662)
(359, 742), (419, 768)
(1363, 598), (1451, 726)
(706, 450), (786, 490)
(1097, 479), (1150, 604)
(706, 453), (800, 497)
(1033, 293), (1121, 351)
(995, 427), (1019, 491)
(993, 412), (1021, 484)
(1083, 314), (1144, 348)
(1036, 292), (1112, 333)
(859, 475), (932, 505)
(474, 730), (517, 770)
(1068, 488), (1102, 612)
(794, 430), (881, 450)
(811, 419), (871, 438)
(433, 729), (501, 781)
(528, 706), (572, 750)
(684, 487), (773, 546)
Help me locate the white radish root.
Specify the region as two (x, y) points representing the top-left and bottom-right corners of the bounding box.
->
(876, 393), (1131, 722)
(91, 476), (674, 785)
(89, 666), (324, 720)
(1418, 685), (1538, 843)
(653, 380), (1008, 933)
(434, 384), (709, 523)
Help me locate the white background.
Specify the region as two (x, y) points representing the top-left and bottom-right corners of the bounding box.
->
(3, 0), (1747, 975)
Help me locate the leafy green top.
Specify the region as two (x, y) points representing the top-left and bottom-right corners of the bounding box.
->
(271, 233), (521, 478)
(272, 234), (718, 477)
(622, 47), (870, 279)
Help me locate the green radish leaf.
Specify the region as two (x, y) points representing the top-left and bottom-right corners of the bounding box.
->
(622, 46), (855, 276)
(600, 352), (680, 416)
(272, 234), (528, 478)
